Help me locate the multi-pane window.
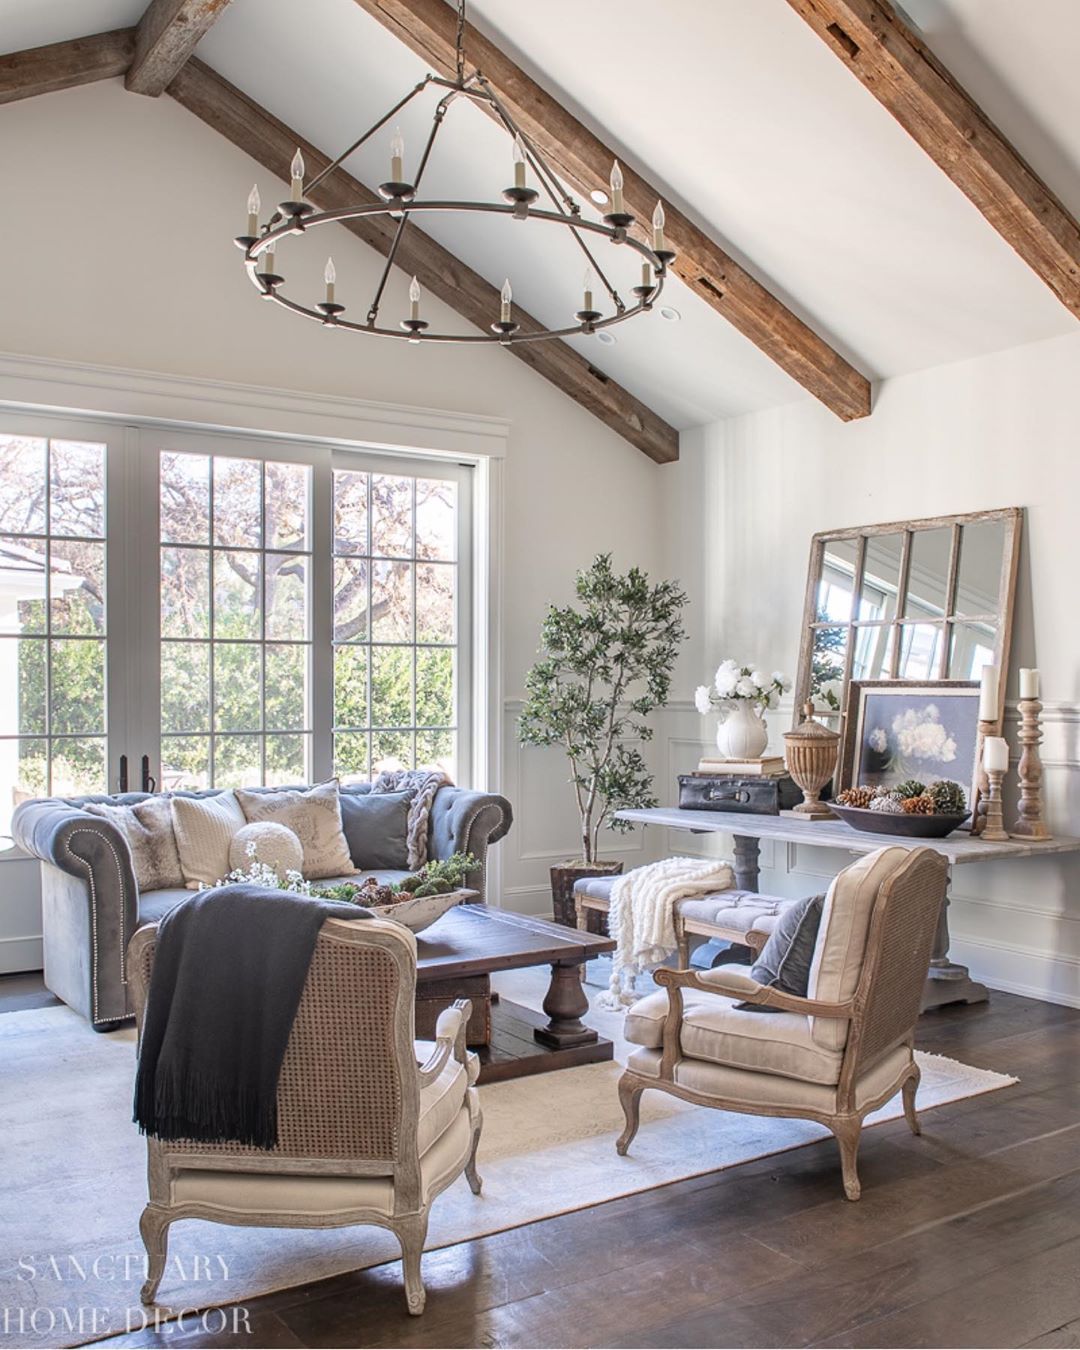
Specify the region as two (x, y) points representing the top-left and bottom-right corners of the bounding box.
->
(0, 433), (107, 832)
(160, 451), (313, 790)
(333, 469), (458, 782)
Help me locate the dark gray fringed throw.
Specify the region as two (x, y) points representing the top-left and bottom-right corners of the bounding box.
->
(134, 884), (370, 1148)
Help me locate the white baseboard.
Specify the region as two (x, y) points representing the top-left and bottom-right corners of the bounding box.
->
(949, 934), (1080, 1010)
(0, 934), (43, 976)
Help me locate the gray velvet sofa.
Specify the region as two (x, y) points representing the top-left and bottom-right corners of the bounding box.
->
(12, 782), (512, 1031)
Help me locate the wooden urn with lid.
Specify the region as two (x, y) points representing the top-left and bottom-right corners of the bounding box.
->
(782, 701), (840, 820)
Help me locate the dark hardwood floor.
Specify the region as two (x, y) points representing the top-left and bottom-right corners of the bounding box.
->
(5, 973), (1080, 1349)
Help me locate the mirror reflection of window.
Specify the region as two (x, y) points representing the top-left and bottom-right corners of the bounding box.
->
(903, 526), (952, 619)
(819, 539), (858, 621)
(898, 624), (943, 681)
(955, 520), (1005, 617)
(949, 621), (996, 679)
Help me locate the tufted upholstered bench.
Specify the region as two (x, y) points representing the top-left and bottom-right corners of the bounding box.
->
(573, 873), (800, 968)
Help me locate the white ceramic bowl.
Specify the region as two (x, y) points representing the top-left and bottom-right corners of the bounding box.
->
(369, 887), (476, 933)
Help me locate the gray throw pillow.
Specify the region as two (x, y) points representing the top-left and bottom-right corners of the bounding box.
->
(339, 790), (414, 870)
(735, 893), (825, 1013)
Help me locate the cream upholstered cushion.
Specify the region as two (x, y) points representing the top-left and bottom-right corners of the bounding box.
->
(807, 846), (909, 1052)
(228, 821), (305, 877)
(414, 1042), (478, 1154)
(627, 1044), (912, 1116)
(170, 790), (247, 889)
(170, 1103), (476, 1218)
(236, 780), (355, 881)
(85, 797), (184, 892)
(624, 964), (843, 1086)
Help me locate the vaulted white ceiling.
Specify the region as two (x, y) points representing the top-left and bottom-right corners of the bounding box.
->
(4, 0), (1079, 429)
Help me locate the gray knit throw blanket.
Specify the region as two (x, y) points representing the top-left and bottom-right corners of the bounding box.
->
(370, 768), (451, 869)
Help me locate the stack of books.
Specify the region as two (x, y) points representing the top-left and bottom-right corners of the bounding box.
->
(693, 755), (786, 777)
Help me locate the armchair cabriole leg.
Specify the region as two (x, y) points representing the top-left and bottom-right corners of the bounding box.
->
(831, 1117), (864, 1201)
(465, 1122), (483, 1195)
(138, 1205), (172, 1305)
(616, 1073), (645, 1156)
(902, 1068), (922, 1136)
(394, 1212), (430, 1316)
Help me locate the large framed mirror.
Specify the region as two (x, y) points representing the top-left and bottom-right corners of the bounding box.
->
(794, 507), (1022, 748)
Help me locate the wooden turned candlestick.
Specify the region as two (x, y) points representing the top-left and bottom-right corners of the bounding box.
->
(971, 718), (995, 836)
(982, 767), (1009, 842)
(1011, 698), (1051, 840)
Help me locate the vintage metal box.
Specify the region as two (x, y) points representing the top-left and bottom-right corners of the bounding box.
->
(677, 773), (804, 815)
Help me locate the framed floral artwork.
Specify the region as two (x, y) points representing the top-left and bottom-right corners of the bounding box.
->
(839, 680), (981, 811)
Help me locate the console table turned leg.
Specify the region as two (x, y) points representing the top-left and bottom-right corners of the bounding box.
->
(923, 868), (989, 1010)
(1011, 698), (1051, 840)
(535, 960), (599, 1049)
(732, 834), (761, 892)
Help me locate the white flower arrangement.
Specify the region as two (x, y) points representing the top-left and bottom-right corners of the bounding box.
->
(694, 661), (791, 715)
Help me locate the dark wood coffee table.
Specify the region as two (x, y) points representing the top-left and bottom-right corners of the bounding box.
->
(414, 904), (615, 1083)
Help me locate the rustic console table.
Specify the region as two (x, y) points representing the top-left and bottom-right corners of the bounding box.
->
(615, 807), (1080, 1008)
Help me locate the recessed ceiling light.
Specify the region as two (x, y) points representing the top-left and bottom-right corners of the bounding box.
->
(659, 306), (681, 323)
(595, 330), (616, 345)
(590, 188), (610, 206)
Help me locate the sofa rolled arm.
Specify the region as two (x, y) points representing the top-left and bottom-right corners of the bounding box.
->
(427, 787), (513, 903)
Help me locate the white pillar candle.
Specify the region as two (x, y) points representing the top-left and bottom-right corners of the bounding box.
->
(978, 664), (999, 721)
(1019, 667), (1040, 699)
(610, 160), (624, 215)
(290, 149), (305, 202)
(983, 736), (1009, 773)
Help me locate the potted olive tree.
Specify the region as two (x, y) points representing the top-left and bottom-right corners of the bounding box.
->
(518, 554), (688, 926)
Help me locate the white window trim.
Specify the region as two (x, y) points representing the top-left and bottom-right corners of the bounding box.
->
(0, 353), (507, 875)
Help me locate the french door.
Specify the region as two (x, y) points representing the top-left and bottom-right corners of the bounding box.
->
(0, 413), (473, 836)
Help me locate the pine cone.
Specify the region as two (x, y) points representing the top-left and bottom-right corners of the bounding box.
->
(837, 786), (874, 808)
(895, 778), (927, 800)
(901, 794), (935, 814)
(928, 779), (967, 814)
(869, 794), (904, 814)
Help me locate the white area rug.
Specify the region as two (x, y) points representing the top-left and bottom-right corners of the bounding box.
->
(0, 968), (1017, 1347)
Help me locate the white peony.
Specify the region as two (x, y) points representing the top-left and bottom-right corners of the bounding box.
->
(749, 670), (766, 690)
(773, 670), (792, 693)
(869, 727), (888, 753)
(694, 685), (713, 715)
(891, 705), (956, 763)
(715, 664), (739, 697)
(735, 675), (758, 699)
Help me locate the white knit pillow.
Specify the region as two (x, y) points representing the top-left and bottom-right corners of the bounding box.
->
(235, 780), (356, 880)
(228, 821), (304, 879)
(171, 790), (247, 889)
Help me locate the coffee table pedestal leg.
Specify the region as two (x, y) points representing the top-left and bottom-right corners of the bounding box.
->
(535, 959), (598, 1049)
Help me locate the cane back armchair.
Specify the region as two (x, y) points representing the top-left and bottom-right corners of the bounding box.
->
(616, 845), (948, 1200)
(128, 914), (483, 1315)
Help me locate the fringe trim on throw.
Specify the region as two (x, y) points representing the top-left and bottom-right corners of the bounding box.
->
(135, 1064), (278, 1148)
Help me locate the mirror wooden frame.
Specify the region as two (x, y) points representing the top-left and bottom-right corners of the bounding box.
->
(794, 507), (1023, 792)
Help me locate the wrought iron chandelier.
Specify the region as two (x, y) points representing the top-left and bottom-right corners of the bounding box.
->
(234, 0), (675, 345)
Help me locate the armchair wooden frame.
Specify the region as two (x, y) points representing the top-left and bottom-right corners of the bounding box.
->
(615, 848), (948, 1200)
(129, 916), (483, 1315)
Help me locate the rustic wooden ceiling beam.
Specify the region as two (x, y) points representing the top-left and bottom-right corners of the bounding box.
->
(0, 29), (135, 105)
(787, 0), (1080, 318)
(167, 60), (679, 462)
(350, 0), (872, 422)
(127, 0), (234, 96)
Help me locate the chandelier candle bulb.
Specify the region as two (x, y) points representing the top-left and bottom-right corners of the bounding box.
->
(246, 184), (260, 237)
(323, 257), (336, 304)
(290, 149), (305, 202)
(390, 127), (405, 185)
(500, 278), (512, 323)
(409, 275), (421, 321)
(583, 268), (594, 312)
(513, 135), (527, 189)
(641, 261), (653, 288)
(652, 200), (666, 252)
(1020, 668), (1040, 699)
(610, 160), (625, 215)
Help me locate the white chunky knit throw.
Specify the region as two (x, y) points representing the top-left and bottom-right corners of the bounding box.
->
(599, 854), (735, 1009)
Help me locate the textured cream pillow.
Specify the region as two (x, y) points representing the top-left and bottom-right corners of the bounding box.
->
(228, 821), (305, 879)
(235, 780), (356, 880)
(171, 790), (247, 889)
(84, 797), (184, 892)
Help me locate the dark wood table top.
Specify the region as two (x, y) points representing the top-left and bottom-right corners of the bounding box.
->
(415, 903), (615, 980)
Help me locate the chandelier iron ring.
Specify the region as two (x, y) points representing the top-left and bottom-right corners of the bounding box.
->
(239, 200), (669, 344)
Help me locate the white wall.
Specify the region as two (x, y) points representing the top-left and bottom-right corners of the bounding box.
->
(660, 328), (1080, 1006)
(0, 80), (668, 967)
